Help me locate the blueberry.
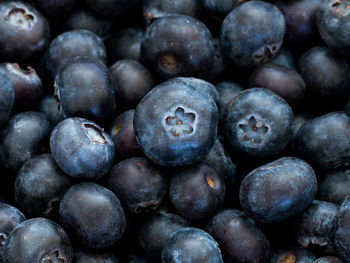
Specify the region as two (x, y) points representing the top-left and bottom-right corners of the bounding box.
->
(248, 63), (305, 107)
(161, 227), (223, 263)
(3, 218), (72, 263)
(109, 27), (145, 62)
(270, 248), (317, 263)
(205, 209), (270, 263)
(0, 69), (14, 127)
(168, 77), (219, 106)
(318, 168), (350, 205)
(298, 46), (350, 109)
(134, 79), (218, 166)
(50, 117), (115, 180)
(62, 9), (113, 38)
(0, 203), (25, 261)
(14, 154), (74, 219)
(0, 63), (42, 110)
(141, 14), (215, 80)
(142, 0), (201, 25)
(46, 29), (107, 78)
(110, 59), (154, 109)
(239, 157), (317, 223)
(275, 0), (322, 47)
(169, 162), (225, 221)
(59, 182), (126, 249)
(39, 95), (64, 126)
(334, 195), (350, 262)
(317, 0), (350, 54)
(138, 208), (191, 261)
(54, 57), (116, 124)
(314, 257), (345, 263)
(108, 110), (141, 160)
(0, 111), (52, 173)
(223, 88), (294, 159)
(203, 137), (237, 187)
(215, 81), (243, 119)
(0, 1), (50, 63)
(295, 112), (350, 170)
(270, 48), (296, 70)
(293, 200), (338, 252)
(104, 157), (168, 214)
(220, 1), (285, 68)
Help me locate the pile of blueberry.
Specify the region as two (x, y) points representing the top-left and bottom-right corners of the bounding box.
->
(1, 0), (350, 262)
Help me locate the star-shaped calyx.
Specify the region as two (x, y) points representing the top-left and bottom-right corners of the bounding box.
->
(166, 107), (195, 136)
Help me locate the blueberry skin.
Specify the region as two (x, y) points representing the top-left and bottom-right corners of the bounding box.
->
(240, 157), (317, 223)
(110, 59), (154, 109)
(298, 46), (350, 107)
(334, 195), (350, 262)
(220, 1), (285, 69)
(142, 0), (201, 25)
(223, 88), (294, 159)
(168, 77), (219, 106)
(206, 209), (270, 263)
(134, 80), (218, 166)
(73, 248), (119, 263)
(248, 63), (305, 107)
(3, 218), (73, 263)
(104, 157), (168, 214)
(54, 57), (116, 124)
(141, 14), (215, 80)
(108, 110), (141, 160)
(0, 63), (42, 110)
(318, 169), (350, 205)
(0, 203), (25, 261)
(14, 154), (74, 219)
(169, 162), (225, 221)
(39, 95), (64, 126)
(275, 0), (322, 47)
(50, 117), (115, 180)
(317, 0), (350, 54)
(46, 29), (107, 78)
(0, 111), (52, 173)
(270, 48), (296, 70)
(293, 200), (338, 252)
(85, 0), (138, 17)
(0, 1), (50, 64)
(161, 227), (223, 263)
(0, 69), (14, 127)
(109, 27), (145, 62)
(138, 209), (191, 261)
(295, 112), (350, 170)
(314, 257), (345, 263)
(59, 182), (126, 249)
(203, 137), (237, 187)
(62, 9), (113, 38)
(270, 248), (317, 263)
(215, 81), (243, 119)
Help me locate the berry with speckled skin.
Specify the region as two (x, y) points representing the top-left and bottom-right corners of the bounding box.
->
(240, 157), (317, 223)
(220, 1), (285, 69)
(134, 79), (218, 166)
(206, 209), (271, 263)
(59, 182), (126, 249)
(161, 227), (223, 263)
(3, 218), (73, 263)
(334, 195), (350, 262)
(50, 117), (115, 180)
(141, 14), (215, 80)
